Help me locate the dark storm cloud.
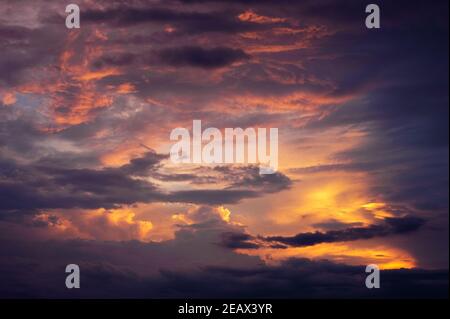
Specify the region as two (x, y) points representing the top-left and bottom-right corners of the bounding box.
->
(0, 23), (65, 87)
(0, 25), (29, 41)
(312, 219), (364, 231)
(81, 6), (276, 34)
(220, 232), (260, 249)
(288, 162), (381, 175)
(119, 150), (167, 175)
(152, 172), (199, 182)
(164, 189), (258, 205)
(0, 151), (292, 212)
(161, 165), (293, 196)
(213, 166), (289, 184)
(216, 216), (426, 251)
(91, 52), (136, 69)
(265, 216), (426, 247)
(0, 216), (446, 298)
(0, 119), (44, 156)
(0, 238), (447, 298)
(226, 168), (293, 193)
(158, 46), (249, 69)
(0, 152), (152, 211)
(0, 160), (161, 211)
(192, 260), (448, 298)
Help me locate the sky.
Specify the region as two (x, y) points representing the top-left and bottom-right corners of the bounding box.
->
(0, 0), (448, 298)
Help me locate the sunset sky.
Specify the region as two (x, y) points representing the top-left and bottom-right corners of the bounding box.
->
(0, 0), (448, 298)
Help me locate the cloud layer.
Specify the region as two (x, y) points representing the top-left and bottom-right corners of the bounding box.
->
(0, 0), (448, 297)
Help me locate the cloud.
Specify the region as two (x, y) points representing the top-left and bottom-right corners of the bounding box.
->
(217, 216), (426, 251)
(0, 151), (292, 213)
(91, 52), (136, 69)
(224, 166), (293, 193)
(0, 0), (448, 297)
(288, 162), (380, 175)
(265, 216), (426, 247)
(0, 24), (63, 86)
(220, 232), (260, 249)
(165, 189), (258, 205)
(118, 150), (167, 175)
(0, 231), (447, 298)
(0, 209), (446, 298)
(157, 46), (250, 69)
(80, 6), (275, 34)
(31, 208), (154, 241)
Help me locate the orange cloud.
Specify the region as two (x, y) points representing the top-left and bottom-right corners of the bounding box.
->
(2, 92), (16, 105)
(14, 28), (121, 127)
(238, 10), (287, 24)
(172, 206), (235, 225)
(33, 208), (153, 242)
(116, 83), (137, 94)
(239, 242), (416, 269)
(75, 68), (121, 82)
